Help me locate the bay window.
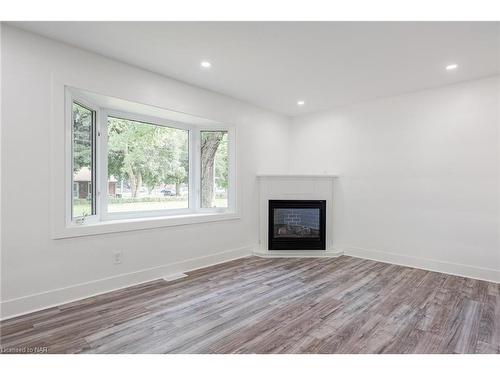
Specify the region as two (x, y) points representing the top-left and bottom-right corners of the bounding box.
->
(67, 88), (235, 226)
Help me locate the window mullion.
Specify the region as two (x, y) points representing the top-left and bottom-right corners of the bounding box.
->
(91, 109), (98, 217)
(228, 128), (236, 212)
(191, 128), (201, 212)
(98, 110), (108, 221)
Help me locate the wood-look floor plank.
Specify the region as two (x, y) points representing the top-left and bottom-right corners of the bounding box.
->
(1, 256), (499, 354)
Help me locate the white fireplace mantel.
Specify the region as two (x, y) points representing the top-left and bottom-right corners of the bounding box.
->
(255, 174), (343, 258)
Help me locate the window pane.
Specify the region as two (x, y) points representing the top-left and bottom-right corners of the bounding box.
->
(72, 102), (94, 219)
(107, 116), (189, 213)
(200, 131), (228, 208)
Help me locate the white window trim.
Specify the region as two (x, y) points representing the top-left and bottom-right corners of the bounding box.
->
(57, 87), (238, 239)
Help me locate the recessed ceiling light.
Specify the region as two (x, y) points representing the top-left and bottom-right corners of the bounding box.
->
(297, 100), (305, 106)
(445, 64), (458, 71)
(200, 61), (212, 69)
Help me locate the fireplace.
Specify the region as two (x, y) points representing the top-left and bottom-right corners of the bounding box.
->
(268, 200), (326, 250)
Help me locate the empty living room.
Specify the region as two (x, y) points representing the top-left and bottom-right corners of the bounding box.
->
(1, 1), (500, 372)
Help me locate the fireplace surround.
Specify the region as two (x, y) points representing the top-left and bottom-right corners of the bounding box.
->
(256, 174), (341, 257)
(268, 200), (326, 250)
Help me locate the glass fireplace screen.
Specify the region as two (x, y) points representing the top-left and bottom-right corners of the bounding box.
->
(273, 208), (320, 238)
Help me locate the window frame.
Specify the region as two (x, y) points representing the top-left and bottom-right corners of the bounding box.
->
(99, 108), (195, 221)
(65, 88), (236, 227)
(67, 94), (99, 225)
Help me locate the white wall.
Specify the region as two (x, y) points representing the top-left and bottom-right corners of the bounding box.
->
(289, 76), (500, 282)
(0, 25), (290, 318)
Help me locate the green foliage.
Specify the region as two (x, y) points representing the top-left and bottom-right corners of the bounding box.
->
(72, 103), (93, 173)
(107, 117), (189, 196)
(215, 133), (229, 190)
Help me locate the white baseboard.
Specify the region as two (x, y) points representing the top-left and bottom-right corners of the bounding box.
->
(253, 249), (344, 258)
(0, 245), (253, 320)
(342, 245), (500, 283)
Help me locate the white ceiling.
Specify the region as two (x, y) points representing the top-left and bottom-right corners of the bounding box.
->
(11, 22), (500, 116)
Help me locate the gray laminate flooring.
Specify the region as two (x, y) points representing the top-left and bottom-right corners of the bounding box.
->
(1, 256), (499, 354)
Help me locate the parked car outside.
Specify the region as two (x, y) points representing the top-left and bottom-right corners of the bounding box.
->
(161, 188), (176, 196)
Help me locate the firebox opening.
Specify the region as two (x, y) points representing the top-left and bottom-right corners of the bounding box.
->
(268, 200), (326, 250)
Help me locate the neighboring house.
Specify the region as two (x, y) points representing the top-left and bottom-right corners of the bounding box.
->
(73, 167), (117, 198)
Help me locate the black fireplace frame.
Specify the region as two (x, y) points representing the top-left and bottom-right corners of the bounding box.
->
(268, 200), (326, 250)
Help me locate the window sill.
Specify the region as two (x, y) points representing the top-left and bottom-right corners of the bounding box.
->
(52, 211), (240, 239)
